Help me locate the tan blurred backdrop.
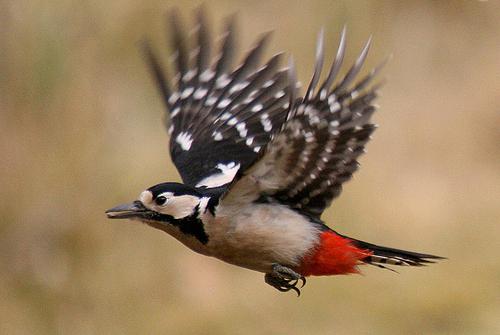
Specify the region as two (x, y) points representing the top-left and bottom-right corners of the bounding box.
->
(1, 1), (499, 334)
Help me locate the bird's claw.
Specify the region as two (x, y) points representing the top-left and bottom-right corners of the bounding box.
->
(265, 264), (307, 296)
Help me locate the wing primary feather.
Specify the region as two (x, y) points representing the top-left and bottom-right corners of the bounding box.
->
(195, 6), (211, 75)
(180, 8), (212, 132)
(348, 90), (378, 113)
(221, 30), (382, 217)
(194, 16), (236, 115)
(195, 32), (272, 136)
(319, 25), (347, 95)
(333, 36), (372, 94)
(338, 107), (375, 130)
(213, 31), (272, 107)
(169, 9), (189, 91)
(218, 69), (289, 133)
(161, 11), (308, 188)
(181, 16), (237, 137)
(220, 50), (282, 113)
(141, 40), (172, 111)
(212, 15), (237, 82)
(304, 28), (325, 101)
(216, 43), (282, 114)
(167, 11), (192, 141)
(288, 56), (298, 112)
(351, 54), (390, 95)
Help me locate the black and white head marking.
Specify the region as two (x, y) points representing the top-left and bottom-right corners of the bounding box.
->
(140, 182), (212, 219)
(138, 182), (212, 243)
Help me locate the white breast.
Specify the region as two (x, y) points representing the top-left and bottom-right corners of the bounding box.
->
(204, 203), (322, 273)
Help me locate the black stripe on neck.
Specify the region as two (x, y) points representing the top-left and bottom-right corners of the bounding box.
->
(148, 208), (209, 244)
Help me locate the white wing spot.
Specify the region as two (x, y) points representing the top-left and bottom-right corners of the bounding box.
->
(251, 104), (263, 112)
(183, 70), (196, 82)
(221, 112), (232, 121)
(330, 102), (341, 113)
(242, 91), (258, 105)
(181, 87), (194, 99)
(330, 120), (340, 127)
(168, 92), (180, 105)
(175, 132), (193, 151)
(319, 89), (327, 100)
(212, 131), (223, 141)
(274, 90), (285, 99)
(218, 98), (231, 109)
(171, 107), (181, 117)
(263, 80), (274, 88)
(308, 114), (320, 125)
(216, 74), (231, 88)
(236, 122), (248, 137)
(205, 96), (217, 106)
(328, 95), (336, 105)
(260, 113), (273, 132)
(229, 81), (249, 94)
(194, 88), (208, 99)
(200, 70), (214, 82)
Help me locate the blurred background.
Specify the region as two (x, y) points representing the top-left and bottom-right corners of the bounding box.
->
(1, 0), (499, 334)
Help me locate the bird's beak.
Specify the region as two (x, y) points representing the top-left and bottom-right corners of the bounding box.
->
(106, 200), (149, 219)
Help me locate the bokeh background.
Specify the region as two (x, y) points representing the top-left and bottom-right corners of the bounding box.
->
(1, 0), (499, 334)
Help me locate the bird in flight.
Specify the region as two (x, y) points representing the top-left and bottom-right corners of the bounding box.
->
(106, 9), (442, 295)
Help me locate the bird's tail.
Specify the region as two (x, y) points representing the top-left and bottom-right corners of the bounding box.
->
(350, 238), (445, 271)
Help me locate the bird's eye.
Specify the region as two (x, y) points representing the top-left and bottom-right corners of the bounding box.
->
(155, 196), (167, 205)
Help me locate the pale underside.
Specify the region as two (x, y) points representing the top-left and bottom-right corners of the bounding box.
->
(143, 202), (321, 273)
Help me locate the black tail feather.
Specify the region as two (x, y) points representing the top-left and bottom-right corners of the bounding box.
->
(351, 238), (445, 269)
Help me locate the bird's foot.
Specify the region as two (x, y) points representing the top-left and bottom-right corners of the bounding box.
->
(264, 264), (306, 296)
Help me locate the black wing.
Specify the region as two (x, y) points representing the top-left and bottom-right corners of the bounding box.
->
(143, 9), (292, 188)
(222, 28), (384, 218)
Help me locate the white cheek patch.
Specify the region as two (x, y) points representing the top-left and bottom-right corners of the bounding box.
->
(157, 194), (200, 219)
(195, 162), (241, 188)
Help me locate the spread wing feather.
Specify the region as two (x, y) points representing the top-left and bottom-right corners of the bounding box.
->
(223, 29), (383, 218)
(143, 9), (292, 188)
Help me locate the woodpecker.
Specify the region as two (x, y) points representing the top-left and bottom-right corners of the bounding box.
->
(106, 10), (443, 295)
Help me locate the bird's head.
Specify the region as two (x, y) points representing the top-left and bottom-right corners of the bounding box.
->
(106, 182), (207, 223)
